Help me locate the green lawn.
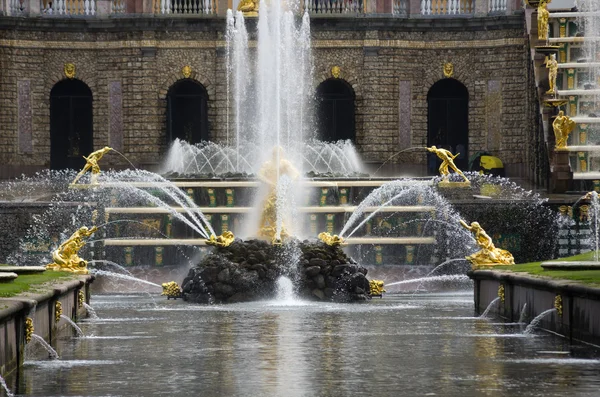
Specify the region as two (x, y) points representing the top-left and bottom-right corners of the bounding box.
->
(0, 266), (76, 298)
(493, 251), (600, 286)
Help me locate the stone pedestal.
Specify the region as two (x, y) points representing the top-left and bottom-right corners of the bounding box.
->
(551, 150), (572, 193)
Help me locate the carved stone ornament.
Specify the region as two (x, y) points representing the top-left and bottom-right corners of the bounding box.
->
(64, 63), (76, 79)
(331, 66), (341, 79)
(182, 65), (192, 79)
(443, 62), (454, 78)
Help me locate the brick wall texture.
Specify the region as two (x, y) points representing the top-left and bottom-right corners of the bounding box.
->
(0, 17), (531, 178)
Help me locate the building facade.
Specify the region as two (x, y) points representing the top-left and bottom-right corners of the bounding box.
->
(0, 0), (535, 179)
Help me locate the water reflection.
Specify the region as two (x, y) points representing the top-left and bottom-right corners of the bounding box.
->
(8, 293), (600, 397)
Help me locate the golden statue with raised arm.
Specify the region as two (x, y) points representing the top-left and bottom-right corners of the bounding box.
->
(545, 54), (558, 95)
(427, 146), (469, 182)
(460, 220), (514, 267)
(46, 225), (98, 274)
(71, 146), (112, 185)
(537, 0), (550, 42)
(553, 110), (576, 150)
(257, 146), (300, 243)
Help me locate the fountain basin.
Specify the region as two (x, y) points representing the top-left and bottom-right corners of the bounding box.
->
(0, 272), (17, 282)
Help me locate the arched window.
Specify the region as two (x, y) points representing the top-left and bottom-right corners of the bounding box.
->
(167, 80), (209, 144)
(50, 79), (93, 170)
(427, 79), (469, 174)
(315, 79), (356, 142)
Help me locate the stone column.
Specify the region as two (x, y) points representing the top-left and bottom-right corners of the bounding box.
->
(409, 0), (422, 16)
(398, 80), (411, 151)
(17, 80), (32, 155)
(108, 81), (123, 152)
(28, 0), (41, 15)
(474, 0), (488, 17)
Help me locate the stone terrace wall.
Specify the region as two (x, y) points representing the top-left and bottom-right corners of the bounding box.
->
(0, 16), (528, 178)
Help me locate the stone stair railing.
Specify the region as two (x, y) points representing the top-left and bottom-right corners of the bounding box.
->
(393, 0), (408, 15)
(420, 0), (474, 15)
(153, 0), (216, 15)
(488, 0), (506, 13)
(41, 0), (95, 15)
(304, 0), (364, 14)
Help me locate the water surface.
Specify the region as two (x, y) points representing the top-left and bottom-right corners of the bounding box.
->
(8, 292), (600, 397)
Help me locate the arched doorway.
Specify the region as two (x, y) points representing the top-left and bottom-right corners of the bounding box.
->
(315, 79), (356, 142)
(427, 79), (469, 174)
(50, 79), (93, 170)
(167, 80), (209, 143)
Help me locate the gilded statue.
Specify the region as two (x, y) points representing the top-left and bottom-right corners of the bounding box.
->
(46, 226), (98, 274)
(545, 54), (558, 95)
(460, 220), (514, 267)
(161, 281), (182, 299)
(205, 231), (235, 248)
(427, 146), (469, 183)
(71, 146), (112, 185)
(553, 110), (576, 149)
(369, 280), (386, 297)
(237, 0), (259, 15)
(257, 146), (299, 242)
(318, 232), (346, 247)
(537, 0), (550, 42)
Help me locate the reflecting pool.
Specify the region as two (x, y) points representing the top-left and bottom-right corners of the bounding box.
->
(8, 292), (600, 397)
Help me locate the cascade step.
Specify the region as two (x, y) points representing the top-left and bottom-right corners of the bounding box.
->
(102, 237), (436, 246)
(105, 206), (437, 214)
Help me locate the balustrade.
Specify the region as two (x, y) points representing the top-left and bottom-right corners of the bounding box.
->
(153, 0), (216, 15)
(7, 0), (27, 15)
(304, 0), (363, 15)
(41, 0), (95, 15)
(111, 0), (125, 13)
(421, 0), (474, 15)
(393, 0), (408, 15)
(489, 0), (506, 12)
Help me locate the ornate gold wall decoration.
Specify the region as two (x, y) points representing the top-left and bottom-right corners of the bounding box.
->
(182, 65), (192, 78)
(443, 62), (454, 78)
(55, 301), (62, 324)
(498, 284), (505, 303)
(554, 294), (563, 316)
(25, 318), (34, 343)
(64, 63), (76, 79)
(331, 66), (341, 78)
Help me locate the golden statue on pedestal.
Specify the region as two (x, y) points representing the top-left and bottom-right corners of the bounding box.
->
(161, 281), (182, 299)
(545, 54), (558, 95)
(237, 0), (259, 16)
(537, 0), (550, 42)
(553, 110), (576, 150)
(427, 146), (469, 183)
(46, 226), (98, 274)
(460, 220), (514, 267)
(257, 146), (299, 243)
(205, 231), (235, 248)
(318, 232), (346, 247)
(71, 146), (112, 185)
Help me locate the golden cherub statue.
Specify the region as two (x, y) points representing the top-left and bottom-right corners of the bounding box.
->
(553, 110), (576, 150)
(257, 146), (299, 242)
(537, 0), (550, 43)
(545, 54), (558, 95)
(46, 225), (98, 274)
(318, 232), (347, 247)
(460, 220), (514, 267)
(71, 146), (112, 185)
(237, 0), (259, 15)
(205, 231), (235, 248)
(427, 146), (469, 182)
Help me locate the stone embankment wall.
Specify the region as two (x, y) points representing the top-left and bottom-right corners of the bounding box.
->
(470, 270), (600, 345)
(0, 276), (93, 378)
(0, 15), (531, 179)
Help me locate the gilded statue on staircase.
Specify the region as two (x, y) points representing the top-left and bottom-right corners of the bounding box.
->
(537, 0), (550, 43)
(545, 54), (558, 95)
(460, 220), (514, 267)
(553, 110), (576, 149)
(257, 146), (299, 242)
(46, 226), (98, 274)
(71, 146), (112, 185)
